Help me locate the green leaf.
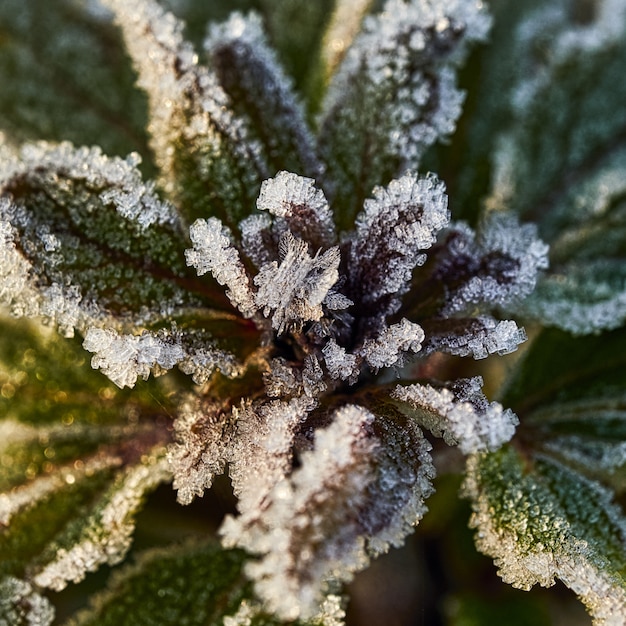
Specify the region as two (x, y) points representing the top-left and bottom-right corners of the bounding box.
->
(103, 0), (268, 229)
(464, 447), (626, 624)
(317, 1), (490, 230)
(66, 539), (341, 626)
(0, 0), (151, 168)
(473, 0), (626, 333)
(0, 142), (234, 336)
(500, 326), (626, 492)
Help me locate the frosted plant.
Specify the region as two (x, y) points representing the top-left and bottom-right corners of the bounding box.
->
(0, 0), (625, 624)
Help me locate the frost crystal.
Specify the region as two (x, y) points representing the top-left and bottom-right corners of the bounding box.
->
(435, 213), (549, 316)
(254, 231), (340, 333)
(186, 218), (257, 318)
(0, 577), (55, 626)
(424, 316), (527, 359)
(101, 0), (266, 221)
(221, 404), (434, 620)
(393, 377), (519, 454)
(83, 326), (240, 389)
(358, 319), (425, 370)
(206, 14), (322, 179)
(256, 171), (336, 251)
(34, 456), (171, 591)
(346, 172), (449, 329)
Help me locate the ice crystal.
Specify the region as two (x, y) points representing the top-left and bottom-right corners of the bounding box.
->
(254, 231), (341, 333)
(393, 377), (519, 454)
(0, 577), (54, 626)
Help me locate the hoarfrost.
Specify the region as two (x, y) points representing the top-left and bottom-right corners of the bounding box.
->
(83, 326), (240, 389)
(254, 231), (340, 333)
(436, 213), (549, 316)
(227, 397), (313, 515)
(464, 454), (626, 625)
(256, 171), (336, 250)
(0, 577), (54, 626)
(322, 0), (491, 167)
(358, 318), (424, 370)
(321, 339), (360, 383)
(186, 217), (257, 318)
(101, 0), (265, 204)
(347, 172), (449, 327)
(206, 15), (322, 179)
(168, 397), (234, 505)
(34, 456), (171, 591)
(425, 316), (527, 359)
(221, 404), (434, 620)
(392, 377), (518, 454)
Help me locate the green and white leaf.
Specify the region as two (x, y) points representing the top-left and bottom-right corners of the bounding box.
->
(0, 0), (150, 166)
(464, 447), (626, 625)
(479, 0), (626, 334)
(102, 0), (268, 228)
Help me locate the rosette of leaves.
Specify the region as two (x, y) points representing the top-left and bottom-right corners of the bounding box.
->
(0, 0), (624, 624)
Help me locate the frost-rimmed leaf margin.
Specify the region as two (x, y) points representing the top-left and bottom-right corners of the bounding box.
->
(463, 446), (626, 625)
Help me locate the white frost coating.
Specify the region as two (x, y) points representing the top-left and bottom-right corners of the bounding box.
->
(428, 317), (527, 359)
(239, 212), (274, 269)
(186, 217), (257, 318)
(84, 327), (184, 388)
(0, 142), (179, 230)
(100, 0), (264, 192)
(0, 577), (55, 626)
(392, 377), (518, 454)
(84, 326), (240, 388)
(358, 318), (424, 370)
(349, 172), (449, 320)
(254, 231), (341, 333)
(221, 404), (379, 620)
(256, 171), (336, 249)
(544, 436), (626, 474)
(34, 456), (171, 591)
(227, 397), (313, 515)
(323, 0), (491, 164)
(440, 213), (549, 316)
(168, 397), (233, 505)
(322, 339), (360, 383)
(205, 15), (322, 179)
(464, 455), (626, 625)
(0, 456), (122, 526)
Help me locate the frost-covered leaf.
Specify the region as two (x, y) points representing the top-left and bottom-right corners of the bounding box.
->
(0, 577), (54, 626)
(33, 455), (171, 592)
(102, 0), (267, 227)
(464, 447), (626, 625)
(345, 172), (449, 333)
(421, 316), (527, 360)
(0, 142), (230, 337)
(319, 0), (490, 228)
(0, 0), (150, 163)
(393, 376), (518, 454)
(466, 325), (626, 621)
(221, 404), (434, 621)
(254, 171), (337, 252)
(206, 14), (322, 179)
(412, 212), (548, 319)
(66, 539), (343, 626)
(476, 0), (626, 334)
(501, 326), (626, 493)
